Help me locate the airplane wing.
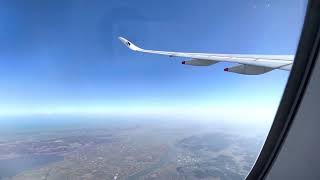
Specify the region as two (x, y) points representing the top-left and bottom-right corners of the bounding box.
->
(118, 37), (294, 75)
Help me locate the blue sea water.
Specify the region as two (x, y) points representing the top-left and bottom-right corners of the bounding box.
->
(0, 154), (63, 178)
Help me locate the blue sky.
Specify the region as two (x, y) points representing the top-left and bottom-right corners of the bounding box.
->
(0, 0), (307, 123)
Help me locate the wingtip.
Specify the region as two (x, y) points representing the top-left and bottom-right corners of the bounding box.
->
(118, 36), (142, 51)
(118, 37), (128, 45)
(118, 36), (127, 41)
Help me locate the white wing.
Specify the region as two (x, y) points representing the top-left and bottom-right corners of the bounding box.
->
(118, 37), (294, 75)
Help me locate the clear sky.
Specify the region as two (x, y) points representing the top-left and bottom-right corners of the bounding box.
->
(0, 0), (307, 124)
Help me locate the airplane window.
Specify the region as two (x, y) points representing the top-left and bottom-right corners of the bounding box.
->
(0, 1), (307, 179)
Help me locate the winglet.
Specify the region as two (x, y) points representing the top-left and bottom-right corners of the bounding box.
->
(118, 37), (143, 51)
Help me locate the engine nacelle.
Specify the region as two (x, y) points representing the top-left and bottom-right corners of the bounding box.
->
(224, 64), (273, 75)
(182, 59), (218, 66)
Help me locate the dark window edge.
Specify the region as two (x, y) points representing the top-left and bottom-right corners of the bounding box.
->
(246, 0), (320, 179)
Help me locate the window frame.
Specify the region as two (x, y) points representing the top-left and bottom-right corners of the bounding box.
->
(246, 0), (320, 179)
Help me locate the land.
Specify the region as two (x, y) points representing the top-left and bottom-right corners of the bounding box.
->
(0, 117), (265, 180)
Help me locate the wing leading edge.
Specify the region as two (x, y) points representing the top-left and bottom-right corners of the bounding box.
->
(118, 37), (294, 75)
